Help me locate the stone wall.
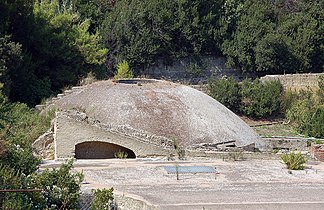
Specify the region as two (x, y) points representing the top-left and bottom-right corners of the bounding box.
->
(262, 137), (308, 151)
(310, 144), (324, 162)
(144, 56), (253, 84)
(260, 73), (324, 91)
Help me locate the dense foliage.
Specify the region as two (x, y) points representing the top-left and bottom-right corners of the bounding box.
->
(240, 79), (282, 118)
(114, 60), (134, 80)
(1, 0), (323, 105)
(0, 0), (107, 106)
(285, 77), (324, 138)
(33, 160), (84, 209)
(100, 0), (323, 74)
(222, 0), (323, 73)
(102, 0), (223, 72)
(208, 77), (283, 118)
(91, 188), (114, 210)
(208, 76), (241, 111)
(209, 76), (324, 138)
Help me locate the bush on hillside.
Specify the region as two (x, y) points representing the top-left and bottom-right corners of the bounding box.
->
(240, 79), (282, 119)
(286, 89), (324, 138)
(208, 76), (241, 112)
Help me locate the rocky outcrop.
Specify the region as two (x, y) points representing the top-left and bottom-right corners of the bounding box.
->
(32, 124), (55, 159)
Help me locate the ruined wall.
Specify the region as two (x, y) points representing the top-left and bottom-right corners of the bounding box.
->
(144, 56), (254, 84)
(260, 73), (324, 91)
(310, 144), (324, 162)
(54, 112), (172, 159)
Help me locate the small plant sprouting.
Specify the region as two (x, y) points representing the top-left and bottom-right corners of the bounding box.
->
(114, 150), (128, 159)
(228, 148), (244, 161)
(114, 60), (134, 80)
(281, 151), (306, 170)
(176, 164), (180, 180)
(172, 138), (186, 160)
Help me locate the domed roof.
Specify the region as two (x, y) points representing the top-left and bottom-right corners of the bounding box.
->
(46, 79), (265, 150)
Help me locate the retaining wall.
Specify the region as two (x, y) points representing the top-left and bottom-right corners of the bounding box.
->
(310, 144), (324, 162)
(144, 56), (253, 84)
(261, 73), (324, 91)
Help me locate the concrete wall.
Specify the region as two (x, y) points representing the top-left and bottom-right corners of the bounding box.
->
(54, 112), (172, 159)
(262, 137), (308, 151)
(261, 73), (324, 91)
(144, 56), (253, 84)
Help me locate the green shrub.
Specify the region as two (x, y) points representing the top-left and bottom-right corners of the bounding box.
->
(281, 152), (306, 170)
(285, 89), (324, 138)
(114, 150), (128, 159)
(303, 106), (324, 138)
(172, 138), (186, 160)
(316, 75), (324, 105)
(0, 160), (84, 210)
(114, 60), (134, 80)
(0, 164), (35, 210)
(0, 102), (52, 175)
(281, 90), (300, 113)
(240, 79), (282, 118)
(91, 188), (114, 210)
(33, 160), (84, 209)
(208, 76), (241, 112)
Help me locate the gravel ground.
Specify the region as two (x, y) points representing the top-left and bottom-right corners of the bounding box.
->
(40, 158), (324, 209)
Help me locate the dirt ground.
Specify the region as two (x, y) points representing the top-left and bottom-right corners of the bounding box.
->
(41, 158), (324, 209)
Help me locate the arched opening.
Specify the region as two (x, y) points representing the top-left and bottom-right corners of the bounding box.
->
(75, 141), (136, 159)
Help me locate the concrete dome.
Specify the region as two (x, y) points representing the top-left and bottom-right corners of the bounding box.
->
(46, 79), (265, 151)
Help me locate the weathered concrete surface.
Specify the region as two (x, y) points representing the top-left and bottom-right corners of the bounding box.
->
(41, 159), (324, 210)
(46, 79), (266, 152)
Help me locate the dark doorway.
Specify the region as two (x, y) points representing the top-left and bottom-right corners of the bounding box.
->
(75, 141), (136, 159)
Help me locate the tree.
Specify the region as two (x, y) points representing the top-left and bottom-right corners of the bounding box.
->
(72, 0), (113, 33)
(102, 0), (223, 73)
(222, 0), (278, 72)
(4, 0), (108, 106)
(222, 0), (323, 73)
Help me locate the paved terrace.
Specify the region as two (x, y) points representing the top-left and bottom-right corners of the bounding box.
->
(41, 158), (324, 210)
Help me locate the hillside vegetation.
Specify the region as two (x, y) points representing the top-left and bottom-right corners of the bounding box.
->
(1, 0), (323, 106)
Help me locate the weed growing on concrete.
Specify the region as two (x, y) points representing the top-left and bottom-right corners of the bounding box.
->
(281, 151), (306, 170)
(176, 164), (180, 180)
(228, 149), (244, 161)
(172, 138), (186, 160)
(114, 150), (128, 159)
